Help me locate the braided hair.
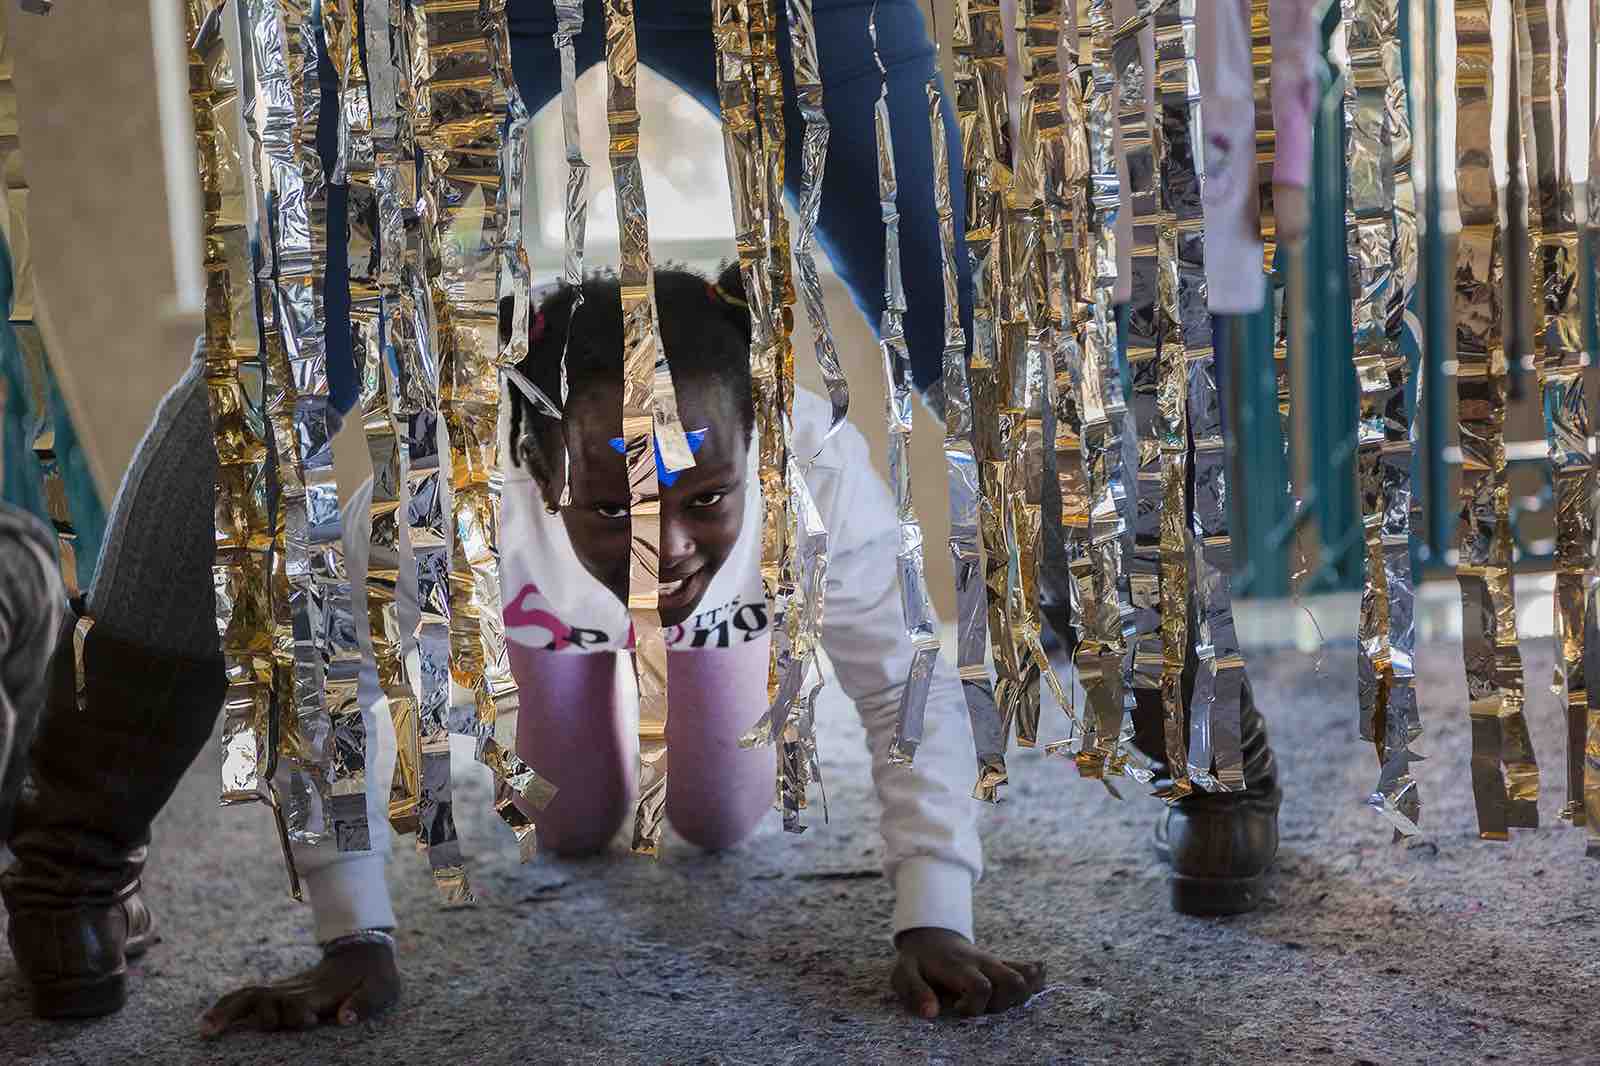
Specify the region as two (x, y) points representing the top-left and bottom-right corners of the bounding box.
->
(509, 263), (756, 478)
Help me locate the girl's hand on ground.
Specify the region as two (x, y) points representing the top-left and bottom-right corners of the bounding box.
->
(891, 927), (1045, 1019)
(198, 938), (401, 1037)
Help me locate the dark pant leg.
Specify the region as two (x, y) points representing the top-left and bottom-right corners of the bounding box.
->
(0, 507), (64, 842)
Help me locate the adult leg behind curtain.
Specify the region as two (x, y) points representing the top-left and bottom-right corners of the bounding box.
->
(1, 338), (227, 1019)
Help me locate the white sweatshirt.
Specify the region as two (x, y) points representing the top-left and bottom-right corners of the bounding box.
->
(287, 388), (984, 945)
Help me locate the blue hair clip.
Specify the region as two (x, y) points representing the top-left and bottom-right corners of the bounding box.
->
(608, 427), (709, 487)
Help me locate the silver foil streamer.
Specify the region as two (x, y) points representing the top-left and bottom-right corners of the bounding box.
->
(1522, 0), (1593, 832)
(553, 0), (587, 510)
(1160, 0), (1244, 791)
(1346, 0), (1422, 835)
(871, 3), (942, 763)
(1113, 7), (1172, 787)
(785, 0), (849, 444)
(197, 0), (301, 896)
(932, 3), (1006, 799)
(360, 0), (424, 842)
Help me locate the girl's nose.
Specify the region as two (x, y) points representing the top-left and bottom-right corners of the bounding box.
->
(660, 516), (696, 573)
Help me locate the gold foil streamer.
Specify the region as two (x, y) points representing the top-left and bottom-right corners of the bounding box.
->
(1521, 0), (1593, 832)
(603, 0), (672, 856)
(1112, 5), (1172, 789)
(717, 0), (823, 830)
(1345, 0), (1423, 834)
(481, 0), (556, 853)
(205, 0), (304, 896)
(932, 5), (1005, 799)
(404, 0), (469, 900)
(1588, 0), (1600, 851)
(1452, 0), (1522, 840)
(785, 0), (848, 443)
(1051, 0), (1140, 783)
(866, 3), (942, 764)
(553, 0), (588, 495)
(1147, 0), (1192, 802)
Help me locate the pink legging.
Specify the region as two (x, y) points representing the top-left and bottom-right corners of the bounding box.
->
(510, 634), (777, 854)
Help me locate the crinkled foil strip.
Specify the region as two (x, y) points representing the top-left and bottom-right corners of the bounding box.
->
(1344, 0), (1423, 834)
(955, 0), (1028, 761)
(753, 0), (806, 760)
(1588, 0), (1600, 851)
(231, 0), (337, 855)
(603, 0), (671, 856)
(324, 0), (376, 850)
(1112, 6), (1172, 789)
(1041, 4), (1096, 766)
(1002, 0), (1053, 750)
(1522, 0), (1594, 831)
(1148, 0), (1192, 802)
(931, 6), (1005, 799)
(1053, 0), (1137, 783)
(481, 0), (557, 855)
(865, 3), (940, 763)
(193, 0), (299, 896)
(403, 0), (469, 901)
(785, 0), (848, 442)
(1163, 0), (1245, 791)
(417, 0), (526, 827)
(717, 0), (821, 829)
(554, 0), (587, 483)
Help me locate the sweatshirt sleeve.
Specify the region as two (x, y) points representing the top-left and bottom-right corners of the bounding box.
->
(279, 475), (400, 944)
(805, 419), (983, 943)
(1270, 0), (1322, 188)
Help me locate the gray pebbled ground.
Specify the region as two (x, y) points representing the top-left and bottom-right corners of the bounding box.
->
(4, 636), (1599, 1065)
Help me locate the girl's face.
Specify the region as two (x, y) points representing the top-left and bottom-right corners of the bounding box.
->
(537, 377), (749, 628)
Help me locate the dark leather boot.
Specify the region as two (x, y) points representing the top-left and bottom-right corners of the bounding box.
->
(1133, 676), (1281, 916)
(1, 615), (224, 1019)
(1040, 583), (1282, 917)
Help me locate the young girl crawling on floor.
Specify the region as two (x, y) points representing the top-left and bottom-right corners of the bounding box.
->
(200, 266), (1041, 1035)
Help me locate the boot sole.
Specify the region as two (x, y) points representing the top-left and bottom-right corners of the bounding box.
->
(29, 969), (128, 1020)
(1169, 872), (1266, 917)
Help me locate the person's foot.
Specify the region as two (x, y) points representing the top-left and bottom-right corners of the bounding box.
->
(4, 884), (155, 1018)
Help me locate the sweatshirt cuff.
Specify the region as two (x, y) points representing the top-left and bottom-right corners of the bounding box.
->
(302, 853), (396, 944)
(892, 857), (975, 943)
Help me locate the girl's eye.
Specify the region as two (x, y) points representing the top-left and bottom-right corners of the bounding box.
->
(689, 491), (727, 509)
(593, 503), (630, 520)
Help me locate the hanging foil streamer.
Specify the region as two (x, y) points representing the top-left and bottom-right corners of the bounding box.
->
(227, 0), (338, 859)
(1588, 0), (1600, 851)
(785, 0), (848, 442)
(718, 0), (825, 831)
(1146, 0), (1193, 802)
(553, 0), (588, 484)
(1161, 0), (1245, 791)
(418, 0), (530, 856)
(481, 0), (558, 856)
(403, 0), (470, 901)
(1344, 0), (1423, 834)
(1452, 0), (1517, 840)
(932, 6), (1005, 799)
(194, 0), (300, 896)
(868, 3), (941, 764)
(604, 0), (672, 856)
(1052, 0), (1138, 783)
(324, 0), (375, 850)
(1112, 5), (1176, 793)
(1522, 0), (1593, 830)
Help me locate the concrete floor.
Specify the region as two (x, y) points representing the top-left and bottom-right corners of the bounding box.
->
(5, 635), (1600, 1065)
